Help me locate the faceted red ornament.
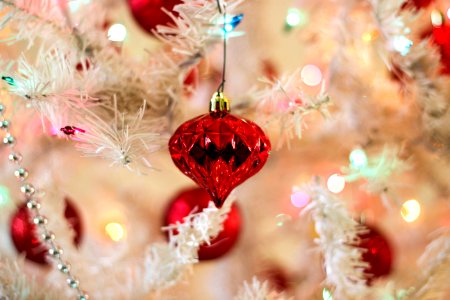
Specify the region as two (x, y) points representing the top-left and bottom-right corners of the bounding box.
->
(168, 94), (271, 208)
(127, 0), (182, 35)
(164, 187), (241, 260)
(356, 225), (393, 283)
(10, 198), (83, 265)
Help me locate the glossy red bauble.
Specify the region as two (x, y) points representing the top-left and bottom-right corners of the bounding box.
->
(356, 225), (393, 283)
(183, 67), (199, 96)
(403, 0), (433, 9)
(10, 198), (82, 265)
(169, 107), (271, 208)
(164, 187), (241, 260)
(128, 0), (182, 35)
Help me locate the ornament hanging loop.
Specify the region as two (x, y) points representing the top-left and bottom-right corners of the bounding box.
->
(209, 92), (230, 114)
(216, 0), (227, 94)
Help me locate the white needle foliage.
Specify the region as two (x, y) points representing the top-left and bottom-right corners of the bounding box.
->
(302, 181), (370, 299)
(141, 197), (235, 293)
(234, 277), (287, 300)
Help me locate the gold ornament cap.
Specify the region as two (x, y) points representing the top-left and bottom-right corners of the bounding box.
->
(209, 92), (230, 113)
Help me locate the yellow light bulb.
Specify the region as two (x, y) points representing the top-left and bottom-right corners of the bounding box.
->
(105, 222), (126, 242)
(401, 199), (421, 223)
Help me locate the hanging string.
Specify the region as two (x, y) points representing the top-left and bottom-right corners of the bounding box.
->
(216, 0), (227, 93)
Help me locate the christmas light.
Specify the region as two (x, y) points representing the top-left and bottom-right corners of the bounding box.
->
(105, 222), (126, 241)
(327, 174), (346, 194)
(68, 0), (91, 12)
(291, 190), (310, 208)
(0, 186), (10, 206)
(210, 14), (245, 38)
(285, 8), (307, 28)
(431, 10), (444, 26)
(108, 24), (127, 42)
(301, 64), (322, 86)
(401, 199), (421, 223)
(322, 288), (333, 300)
(349, 148), (368, 169)
(392, 36), (413, 56)
(275, 214), (292, 227)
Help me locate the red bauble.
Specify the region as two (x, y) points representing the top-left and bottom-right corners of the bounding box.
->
(10, 198), (82, 265)
(168, 95), (271, 208)
(164, 187), (241, 260)
(260, 266), (290, 292)
(403, 0), (433, 9)
(356, 225), (393, 282)
(128, 0), (182, 35)
(183, 67), (199, 96)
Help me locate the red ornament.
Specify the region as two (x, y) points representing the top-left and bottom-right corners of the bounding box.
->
(164, 187), (242, 260)
(403, 0), (433, 10)
(169, 93), (271, 208)
(260, 266), (290, 292)
(127, 0), (182, 35)
(10, 198), (83, 265)
(183, 67), (199, 96)
(419, 11), (450, 74)
(356, 225), (393, 283)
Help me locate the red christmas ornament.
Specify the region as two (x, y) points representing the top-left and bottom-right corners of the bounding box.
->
(403, 0), (433, 10)
(10, 198), (83, 265)
(169, 93), (271, 208)
(127, 0), (182, 35)
(164, 187), (241, 260)
(356, 225), (393, 283)
(260, 266), (290, 292)
(183, 67), (199, 96)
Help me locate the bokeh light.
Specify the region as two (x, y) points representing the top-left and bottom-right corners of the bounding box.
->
(323, 288), (333, 300)
(301, 64), (322, 86)
(349, 148), (368, 169)
(108, 24), (127, 42)
(275, 214), (292, 227)
(327, 174), (346, 194)
(290, 190), (310, 208)
(0, 186), (10, 206)
(431, 9), (444, 26)
(392, 36), (413, 56)
(105, 222), (126, 241)
(401, 199), (421, 223)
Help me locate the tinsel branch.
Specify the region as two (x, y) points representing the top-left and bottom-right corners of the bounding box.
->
(302, 180), (370, 299)
(141, 196), (235, 293)
(410, 229), (450, 300)
(234, 277), (287, 300)
(0, 256), (59, 300)
(75, 99), (163, 173)
(342, 146), (410, 195)
(240, 71), (331, 149)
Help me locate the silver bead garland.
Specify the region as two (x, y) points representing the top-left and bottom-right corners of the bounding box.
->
(0, 103), (89, 300)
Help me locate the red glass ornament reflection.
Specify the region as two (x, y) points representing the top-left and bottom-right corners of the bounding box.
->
(183, 67), (199, 96)
(169, 94), (271, 208)
(10, 198), (82, 265)
(127, 0), (182, 35)
(164, 187), (241, 260)
(356, 225), (393, 283)
(403, 0), (433, 9)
